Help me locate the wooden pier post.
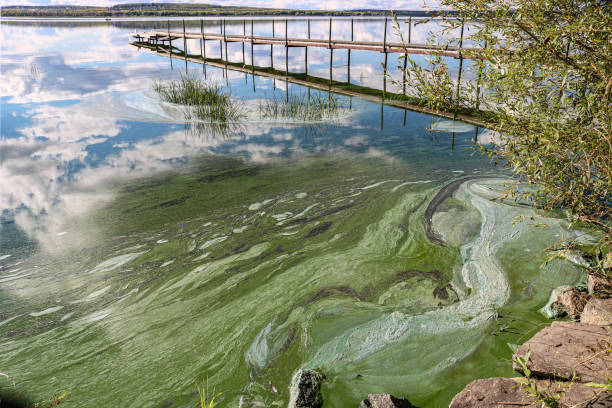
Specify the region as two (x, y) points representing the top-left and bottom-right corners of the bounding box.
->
(305, 19), (310, 75)
(271, 20), (275, 69)
(383, 17), (388, 52)
(408, 17), (412, 44)
(251, 19), (254, 66)
(182, 19), (187, 56)
(348, 18), (353, 84)
(285, 19), (289, 77)
(223, 19), (228, 64)
(242, 20), (246, 65)
(383, 17), (388, 98)
(200, 20), (207, 77)
(329, 18), (333, 84)
(251, 21), (255, 91)
(383, 54), (388, 97)
(219, 20), (223, 60)
(167, 20), (172, 59)
(183, 19), (188, 72)
(455, 19), (465, 109)
(403, 53), (408, 95)
(200, 20), (204, 58)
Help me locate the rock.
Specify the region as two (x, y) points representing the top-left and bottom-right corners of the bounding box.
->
(449, 377), (535, 407)
(550, 286), (591, 320)
(513, 321), (611, 383)
(288, 369), (325, 408)
(588, 270), (612, 299)
(557, 379), (612, 407)
(450, 377), (612, 408)
(358, 393), (416, 408)
(581, 298), (612, 326)
(540, 285), (572, 318)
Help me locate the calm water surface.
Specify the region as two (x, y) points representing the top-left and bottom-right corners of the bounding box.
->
(0, 18), (582, 408)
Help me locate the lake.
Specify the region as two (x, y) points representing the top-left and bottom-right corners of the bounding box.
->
(0, 17), (583, 407)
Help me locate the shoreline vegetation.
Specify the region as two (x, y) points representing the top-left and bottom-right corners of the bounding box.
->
(0, 3), (457, 18)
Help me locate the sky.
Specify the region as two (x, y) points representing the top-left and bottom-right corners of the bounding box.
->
(2, 0), (440, 10)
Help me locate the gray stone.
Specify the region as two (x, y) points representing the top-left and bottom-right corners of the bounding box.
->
(358, 393), (416, 408)
(288, 369), (325, 408)
(512, 321), (612, 383)
(582, 298), (612, 326)
(550, 286), (591, 320)
(450, 377), (612, 408)
(588, 270), (612, 299)
(540, 285), (573, 318)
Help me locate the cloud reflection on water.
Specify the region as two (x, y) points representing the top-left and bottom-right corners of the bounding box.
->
(1, 18), (482, 256)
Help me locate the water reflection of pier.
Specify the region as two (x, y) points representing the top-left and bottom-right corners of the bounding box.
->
(131, 43), (485, 130)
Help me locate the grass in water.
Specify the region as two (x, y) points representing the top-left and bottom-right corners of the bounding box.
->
(153, 76), (244, 123)
(195, 377), (223, 408)
(258, 91), (349, 122)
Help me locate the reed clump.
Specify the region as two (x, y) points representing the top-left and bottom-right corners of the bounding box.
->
(258, 92), (349, 122)
(153, 76), (244, 123)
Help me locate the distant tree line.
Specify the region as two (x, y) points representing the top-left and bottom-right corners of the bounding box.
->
(1, 3), (455, 18)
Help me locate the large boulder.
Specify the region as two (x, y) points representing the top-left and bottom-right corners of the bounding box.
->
(288, 369), (325, 408)
(512, 321), (611, 383)
(581, 298), (612, 326)
(588, 270), (612, 299)
(358, 394), (416, 408)
(550, 286), (591, 320)
(450, 377), (612, 408)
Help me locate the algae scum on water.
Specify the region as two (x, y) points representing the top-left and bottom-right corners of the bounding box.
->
(0, 154), (585, 407)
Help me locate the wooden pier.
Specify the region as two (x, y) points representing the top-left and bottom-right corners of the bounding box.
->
(133, 18), (478, 60)
(135, 31), (468, 58)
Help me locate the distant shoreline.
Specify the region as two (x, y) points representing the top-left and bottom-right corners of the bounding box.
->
(1, 4), (455, 18)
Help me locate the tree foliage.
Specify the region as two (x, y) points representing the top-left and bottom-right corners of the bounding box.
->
(396, 0), (611, 254)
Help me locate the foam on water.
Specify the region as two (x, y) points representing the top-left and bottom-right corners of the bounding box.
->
(200, 236), (228, 250)
(29, 306), (64, 317)
(391, 180), (432, 192)
(0, 315), (21, 326)
(0, 272), (33, 283)
(88, 251), (147, 274)
(360, 180), (400, 190)
(160, 259), (175, 268)
(85, 286), (111, 300)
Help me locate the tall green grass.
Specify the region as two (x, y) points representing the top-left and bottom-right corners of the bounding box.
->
(258, 92), (349, 122)
(153, 76), (245, 123)
(195, 377), (223, 408)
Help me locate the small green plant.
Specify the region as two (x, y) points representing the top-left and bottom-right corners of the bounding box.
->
(514, 350), (564, 408)
(258, 91), (349, 122)
(153, 76), (245, 123)
(586, 378), (612, 392)
(195, 377), (223, 408)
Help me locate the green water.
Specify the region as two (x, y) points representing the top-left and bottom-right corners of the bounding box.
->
(0, 154), (584, 407)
